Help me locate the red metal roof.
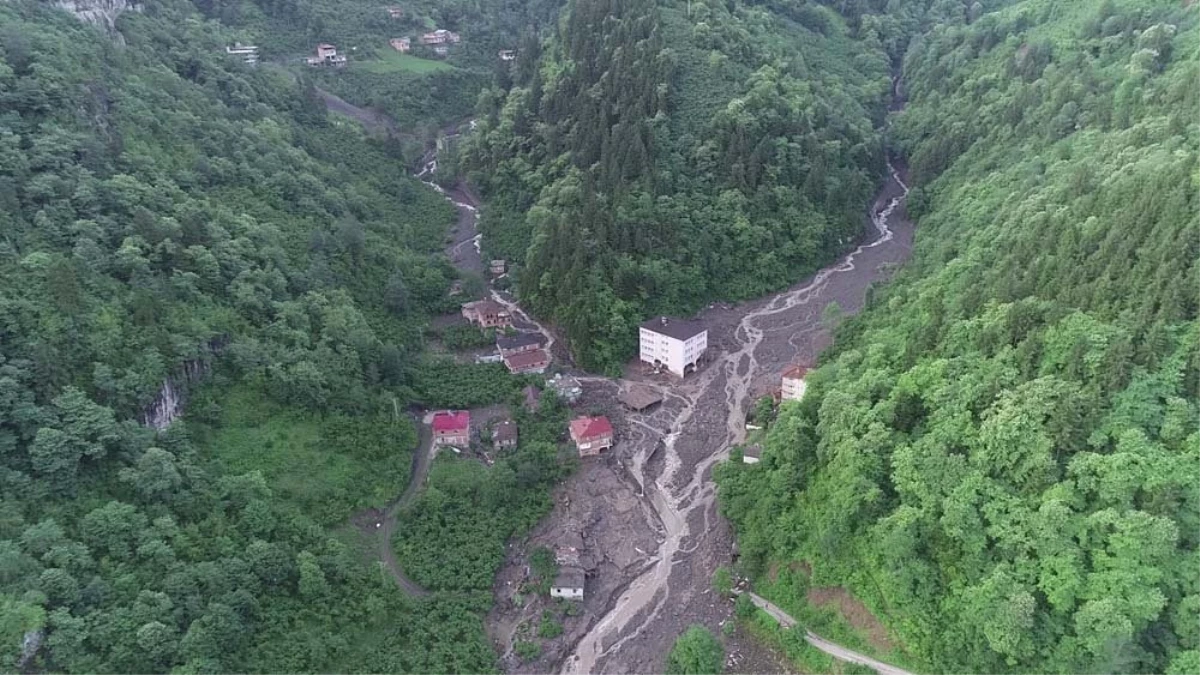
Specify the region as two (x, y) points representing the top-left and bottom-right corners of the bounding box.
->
(432, 410), (469, 432)
(569, 416), (612, 442)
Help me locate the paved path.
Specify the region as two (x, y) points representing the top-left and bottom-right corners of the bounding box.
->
(746, 592), (915, 675)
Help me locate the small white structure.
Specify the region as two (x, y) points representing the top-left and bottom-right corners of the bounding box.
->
(781, 365), (808, 402)
(639, 316), (707, 377)
(550, 566), (585, 600)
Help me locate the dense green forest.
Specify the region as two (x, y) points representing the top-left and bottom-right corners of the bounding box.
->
(718, 1), (1198, 673)
(462, 0), (894, 371)
(0, 0), (567, 671)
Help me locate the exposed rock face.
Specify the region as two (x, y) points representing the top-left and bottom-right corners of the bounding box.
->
(53, 0), (140, 39)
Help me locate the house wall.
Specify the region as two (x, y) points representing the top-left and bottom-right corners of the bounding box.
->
(639, 328), (707, 377)
(781, 377), (807, 401)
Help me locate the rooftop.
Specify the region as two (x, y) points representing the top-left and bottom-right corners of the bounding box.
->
(618, 385), (663, 411)
(782, 364), (809, 380)
(496, 332), (546, 351)
(640, 316), (706, 341)
(431, 410), (469, 432)
(493, 419), (518, 443)
(569, 415), (613, 441)
(552, 566), (585, 590)
(504, 349), (550, 370)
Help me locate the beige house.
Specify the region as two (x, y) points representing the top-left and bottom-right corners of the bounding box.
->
(781, 365), (808, 402)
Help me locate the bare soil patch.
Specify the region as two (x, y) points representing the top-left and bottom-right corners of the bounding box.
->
(806, 586), (894, 653)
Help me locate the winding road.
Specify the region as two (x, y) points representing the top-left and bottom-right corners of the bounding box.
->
(322, 84), (919, 674)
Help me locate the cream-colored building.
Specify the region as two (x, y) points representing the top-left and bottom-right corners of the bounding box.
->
(639, 316), (707, 377)
(781, 365), (808, 402)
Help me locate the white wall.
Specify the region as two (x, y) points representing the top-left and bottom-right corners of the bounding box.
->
(640, 328), (707, 377)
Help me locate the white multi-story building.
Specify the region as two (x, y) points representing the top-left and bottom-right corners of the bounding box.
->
(639, 316), (707, 377)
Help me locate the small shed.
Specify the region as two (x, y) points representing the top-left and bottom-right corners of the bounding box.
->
(493, 419), (518, 450)
(550, 566), (585, 600)
(618, 384), (663, 412)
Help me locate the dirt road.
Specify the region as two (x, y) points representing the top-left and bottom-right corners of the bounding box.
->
(745, 593), (914, 675)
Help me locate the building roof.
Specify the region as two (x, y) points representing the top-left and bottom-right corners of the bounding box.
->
(496, 332), (545, 351)
(640, 316), (706, 341)
(493, 419), (518, 444)
(618, 385), (663, 411)
(782, 364), (809, 380)
(569, 416), (613, 441)
(552, 566), (585, 590)
(504, 349), (550, 371)
(522, 386), (541, 409)
(432, 410), (469, 433)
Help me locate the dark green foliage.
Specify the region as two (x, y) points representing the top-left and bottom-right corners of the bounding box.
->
(464, 0), (891, 371)
(718, 1), (1198, 674)
(666, 625), (724, 675)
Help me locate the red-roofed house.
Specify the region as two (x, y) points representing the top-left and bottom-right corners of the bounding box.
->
(569, 416), (613, 457)
(432, 410), (470, 447)
(781, 364), (808, 402)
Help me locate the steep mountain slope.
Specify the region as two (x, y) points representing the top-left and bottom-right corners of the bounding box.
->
(718, 1), (1198, 673)
(0, 0), (526, 671)
(463, 0), (891, 371)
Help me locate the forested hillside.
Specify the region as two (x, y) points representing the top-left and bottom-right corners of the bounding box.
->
(463, 0), (892, 371)
(718, 1), (1198, 673)
(0, 0), (556, 671)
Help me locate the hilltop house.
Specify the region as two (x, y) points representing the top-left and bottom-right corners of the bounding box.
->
(550, 566), (585, 600)
(497, 332), (545, 357)
(569, 416), (613, 457)
(781, 365), (808, 402)
(389, 37), (411, 53)
(306, 43), (347, 67)
(504, 349), (550, 375)
(421, 29), (460, 45)
(462, 300), (512, 329)
(431, 410), (470, 447)
(225, 43), (259, 65)
(639, 316), (708, 377)
(492, 419), (518, 450)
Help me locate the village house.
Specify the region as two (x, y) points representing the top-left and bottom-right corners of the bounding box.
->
(521, 385), (541, 411)
(431, 410), (470, 448)
(461, 299), (512, 329)
(490, 259), (506, 276)
(421, 29), (461, 45)
(504, 349), (550, 375)
(548, 373), (583, 403)
(743, 444), (762, 465)
(570, 415), (613, 457)
(498, 49), (517, 61)
(306, 43), (347, 67)
(550, 566), (585, 600)
(639, 316), (708, 377)
(781, 364), (808, 402)
(386, 6), (404, 19)
(618, 384), (663, 412)
(496, 332), (545, 357)
(225, 43), (259, 65)
(492, 419), (518, 450)
(389, 37), (411, 53)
